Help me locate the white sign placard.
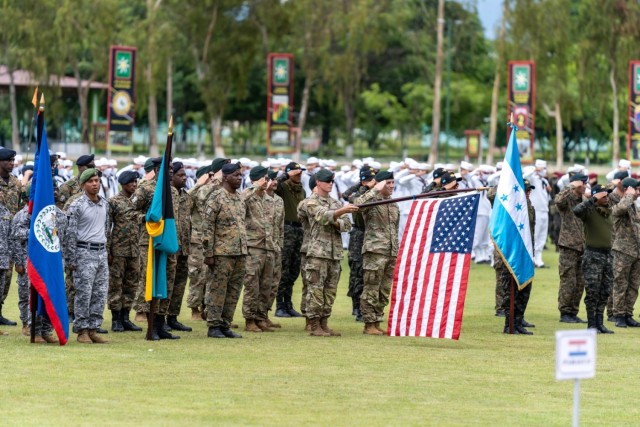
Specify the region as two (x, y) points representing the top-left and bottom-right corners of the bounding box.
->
(555, 329), (596, 380)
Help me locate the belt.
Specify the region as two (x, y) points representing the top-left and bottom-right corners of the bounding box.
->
(285, 220), (302, 227)
(77, 241), (106, 251)
(585, 246), (611, 254)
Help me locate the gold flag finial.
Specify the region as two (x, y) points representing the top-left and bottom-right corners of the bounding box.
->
(168, 115), (174, 135)
(39, 93), (45, 111)
(31, 87), (38, 108)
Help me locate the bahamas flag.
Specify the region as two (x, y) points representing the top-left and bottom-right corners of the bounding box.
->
(489, 125), (534, 289)
(144, 134), (178, 301)
(27, 113), (69, 345)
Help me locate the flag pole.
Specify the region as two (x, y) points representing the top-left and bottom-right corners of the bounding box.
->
(355, 187), (488, 209)
(30, 94), (45, 344)
(24, 87), (39, 165)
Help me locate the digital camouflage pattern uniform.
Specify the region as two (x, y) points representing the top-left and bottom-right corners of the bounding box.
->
(241, 186), (275, 322)
(554, 185), (586, 317)
(131, 178), (156, 313)
(304, 194), (352, 320)
(265, 192), (284, 314)
(573, 198), (613, 322)
(168, 186), (193, 316)
(186, 178), (221, 311)
(344, 183), (368, 313)
(611, 194), (640, 318)
(296, 195), (313, 315)
(0, 203), (11, 326)
(353, 188), (399, 325)
(203, 187), (247, 328)
(107, 192), (142, 311)
(63, 190), (85, 316)
(64, 194), (110, 331)
(275, 177), (305, 309)
(56, 176), (80, 209)
(0, 173), (23, 310)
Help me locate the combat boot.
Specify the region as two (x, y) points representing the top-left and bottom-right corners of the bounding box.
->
(596, 314), (614, 334)
(77, 329), (93, 344)
(275, 302), (290, 318)
(374, 322), (386, 334)
(88, 329), (109, 344)
(42, 334), (59, 344)
(22, 324), (29, 336)
(156, 315), (180, 340)
(354, 308), (363, 322)
(111, 310), (124, 332)
(221, 326), (242, 338)
(96, 327), (109, 334)
(191, 307), (202, 321)
(167, 315), (193, 332)
(121, 310), (142, 331)
(304, 317), (312, 331)
(245, 319), (262, 332)
(309, 318), (330, 337)
(256, 320), (275, 332)
(503, 317), (518, 334)
(135, 311), (146, 322)
(615, 316), (628, 328)
(286, 301), (303, 318)
(320, 317), (341, 336)
(521, 319), (535, 328)
(207, 326), (226, 338)
(363, 322), (383, 335)
(0, 307), (17, 326)
(514, 318), (533, 335)
(266, 317), (281, 328)
(586, 310), (597, 330)
(627, 316), (640, 327)
(33, 335), (46, 344)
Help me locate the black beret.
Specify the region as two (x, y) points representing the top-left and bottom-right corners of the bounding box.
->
(622, 177), (639, 189)
(249, 165), (268, 181)
(315, 168), (334, 183)
(267, 170), (279, 181)
(432, 167), (446, 179)
(613, 170), (629, 181)
(285, 162), (306, 172)
(76, 154), (95, 167)
(22, 165), (34, 173)
(441, 172), (461, 186)
(375, 171), (393, 181)
(144, 157), (162, 172)
(211, 158), (231, 174)
(221, 162), (241, 175)
(118, 170), (139, 185)
(171, 161), (184, 174)
(360, 166), (375, 182)
(0, 148), (17, 161)
(590, 184), (612, 195)
(570, 173), (588, 183)
(196, 165), (212, 179)
(309, 175), (316, 190)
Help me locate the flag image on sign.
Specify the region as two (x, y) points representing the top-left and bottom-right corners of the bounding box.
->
(388, 193), (480, 340)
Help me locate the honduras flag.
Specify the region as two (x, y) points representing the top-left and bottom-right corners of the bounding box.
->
(27, 112), (69, 345)
(144, 130), (178, 301)
(489, 126), (534, 289)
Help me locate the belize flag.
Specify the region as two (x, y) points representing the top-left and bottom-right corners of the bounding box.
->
(489, 124), (534, 290)
(144, 128), (178, 301)
(27, 113), (69, 345)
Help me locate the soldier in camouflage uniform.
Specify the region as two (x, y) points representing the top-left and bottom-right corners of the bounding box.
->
(304, 169), (357, 337)
(107, 171), (143, 333)
(422, 167), (446, 193)
(64, 169), (110, 344)
(605, 173), (625, 320)
(554, 173), (587, 323)
(202, 163), (247, 339)
(275, 162), (307, 318)
(166, 162), (193, 332)
(0, 202), (11, 335)
(573, 184), (614, 334)
(487, 186), (506, 316)
(610, 178), (640, 328)
(343, 166), (376, 322)
(296, 176), (316, 329)
(241, 166), (276, 333)
(0, 147), (23, 326)
(187, 158), (227, 320)
(354, 171), (399, 336)
(265, 170), (284, 329)
(500, 179), (536, 335)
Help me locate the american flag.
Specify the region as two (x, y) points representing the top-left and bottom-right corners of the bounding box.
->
(388, 193), (480, 340)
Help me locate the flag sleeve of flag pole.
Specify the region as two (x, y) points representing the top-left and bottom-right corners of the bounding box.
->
(489, 125), (535, 290)
(144, 143), (178, 302)
(388, 192), (480, 340)
(26, 115), (69, 345)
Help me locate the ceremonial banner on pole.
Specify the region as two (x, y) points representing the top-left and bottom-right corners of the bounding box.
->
(106, 45), (137, 154)
(266, 53), (295, 155)
(388, 193), (480, 340)
(507, 61), (535, 163)
(628, 60), (640, 164)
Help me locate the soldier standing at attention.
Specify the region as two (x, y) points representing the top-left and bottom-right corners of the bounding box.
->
(0, 202), (11, 336)
(354, 171), (399, 335)
(343, 166), (376, 322)
(274, 162), (307, 318)
(554, 173), (587, 324)
(166, 162), (193, 332)
(264, 170), (284, 329)
(610, 178), (640, 328)
(202, 163), (247, 339)
(57, 154), (95, 208)
(0, 147), (23, 326)
(296, 176), (316, 330)
(304, 169), (358, 337)
(186, 157), (228, 320)
(241, 166), (276, 333)
(573, 184), (614, 334)
(106, 170), (143, 333)
(64, 169), (110, 344)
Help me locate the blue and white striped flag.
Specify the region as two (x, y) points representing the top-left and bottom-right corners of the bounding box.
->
(489, 127), (534, 289)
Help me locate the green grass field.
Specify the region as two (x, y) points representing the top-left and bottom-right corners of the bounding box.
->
(1, 248), (637, 426)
